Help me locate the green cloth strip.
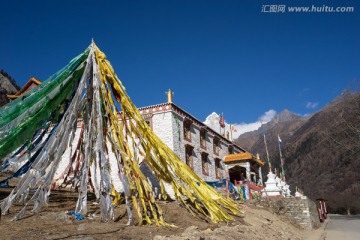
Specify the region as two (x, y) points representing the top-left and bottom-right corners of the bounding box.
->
(0, 49), (89, 130)
(0, 55), (88, 160)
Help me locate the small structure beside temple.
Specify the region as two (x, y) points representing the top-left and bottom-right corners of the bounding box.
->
(223, 152), (265, 200)
(224, 152), (264, 185)
(7, 77), (42, 100)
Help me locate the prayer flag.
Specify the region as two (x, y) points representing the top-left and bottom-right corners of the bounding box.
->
(231, 125), (237, 132)
(219, 113), (225, 128)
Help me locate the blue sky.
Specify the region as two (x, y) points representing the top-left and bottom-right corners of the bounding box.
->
(1, 0), (359, 129)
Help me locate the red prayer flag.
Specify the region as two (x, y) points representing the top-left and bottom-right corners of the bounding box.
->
(231, 125), (237, 132)
(219, 113), (225, 128)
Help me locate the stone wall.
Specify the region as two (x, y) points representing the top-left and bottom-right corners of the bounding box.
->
(269, 196), (320, 230)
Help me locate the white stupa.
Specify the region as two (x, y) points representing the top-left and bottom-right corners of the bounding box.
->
(279, 179), (291, 197)
(284, 185), (291, 196)
(275, 172), (282, 189)
(275, 170), (291, 197)
(295, 186), (304, 197)
(262, 171), (282, 197)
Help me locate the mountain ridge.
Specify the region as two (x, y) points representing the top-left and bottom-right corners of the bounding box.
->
(284, 90), (360, 213)
(236, 89), (360, 213)
(236, 108), (306, 155)
(0, 70), (20, 107)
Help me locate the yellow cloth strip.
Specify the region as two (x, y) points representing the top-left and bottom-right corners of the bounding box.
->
(92, 44), (244, 225)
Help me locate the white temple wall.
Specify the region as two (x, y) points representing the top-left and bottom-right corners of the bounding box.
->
(151, 111), (238, 182)
(152, 112), (176, 153)
(169, 113), (185, 163)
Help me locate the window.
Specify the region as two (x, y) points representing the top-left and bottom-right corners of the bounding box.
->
(185, 145), (194, 170)
(213, 137), (220, 155)
(215, 158), (222, 179)
(201, 153), (209, 175)
(142, 114), (152, 130)
(228, 145), (234, 154)
(183, 119), (191, 141)
(200, 128), (206, 149)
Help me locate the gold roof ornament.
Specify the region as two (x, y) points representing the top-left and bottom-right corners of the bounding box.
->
(166, 89), (174, 103)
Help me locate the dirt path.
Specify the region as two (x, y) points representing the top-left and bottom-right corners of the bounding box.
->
(0, 189), (308, 240)
(154, 205), (306, 240)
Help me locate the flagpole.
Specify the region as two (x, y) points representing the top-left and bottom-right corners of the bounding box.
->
(221, 112), (226, 138)
(219, 113), (222, 135)
(222, 112), (224, 136)
(261, 118), (272, 172)
(219, 112), (225, 136)
(278, 134), (285, 180)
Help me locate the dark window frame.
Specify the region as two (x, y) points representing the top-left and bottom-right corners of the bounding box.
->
(201, 152), (209, 176)
(213, 137), (220, 156)
(185, 145), (194, 170)
(142, 114), (153, 130)
(183, 119), (192, 142)
(215, 158), (222, 179)
(200, 128), (207, 149)
(228, 145), (234, 154)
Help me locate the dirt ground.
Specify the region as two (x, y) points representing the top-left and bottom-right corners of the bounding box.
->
(0, 187), (308, 240)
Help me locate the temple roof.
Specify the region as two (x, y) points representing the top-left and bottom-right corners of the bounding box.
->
(224, 152), (265, 166)
(7, 77), (42, 99)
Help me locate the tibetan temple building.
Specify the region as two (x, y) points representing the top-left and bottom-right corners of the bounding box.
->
(137, 90), (265, 189)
